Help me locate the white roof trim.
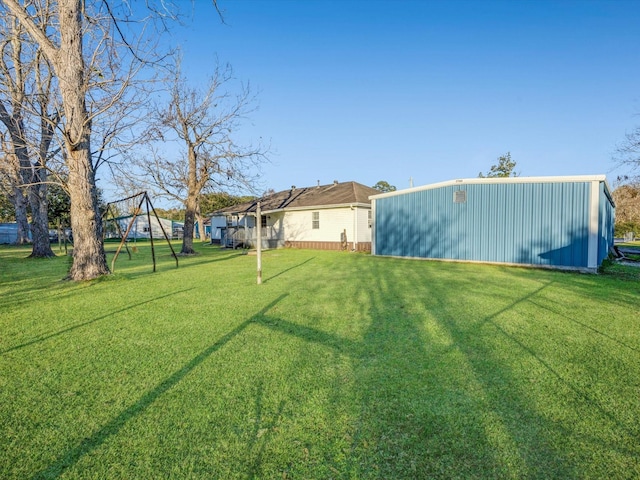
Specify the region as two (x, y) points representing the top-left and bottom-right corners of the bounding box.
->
(211, 202), (371, 217)
(369, 175), (609, 200)
(262, 202), (371, 215)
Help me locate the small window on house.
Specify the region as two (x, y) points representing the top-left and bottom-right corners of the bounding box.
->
(261, 215), (267, 228)
(312, 211), (320, 229)
(453, 190), (467, 203)
(368, 210), (372, 228)
(143, 226), (150, 233)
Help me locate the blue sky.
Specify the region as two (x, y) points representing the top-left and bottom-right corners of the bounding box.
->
(161, 0), (640, 195)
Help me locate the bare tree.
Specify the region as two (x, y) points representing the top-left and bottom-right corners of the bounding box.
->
(0, 0), (183, 278)
(0, 0), (108, 277)
(612, 179), (640, 235)
(0, 0), (227, 274)
(121, 61), (268, 255)
(0, 9), (61, 256)
(0, 132), (30, 243)
(614, 126), (640, 182)
(0, 15), (33, 245)
(27, 46), (60, 257)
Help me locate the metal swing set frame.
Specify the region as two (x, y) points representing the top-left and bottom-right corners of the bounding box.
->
(102, 191), (178, 272)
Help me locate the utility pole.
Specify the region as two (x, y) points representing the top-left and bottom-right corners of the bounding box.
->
(256, 202), (262, 285)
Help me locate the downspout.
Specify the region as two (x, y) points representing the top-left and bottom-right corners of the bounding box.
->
(353, 205), (358, 251)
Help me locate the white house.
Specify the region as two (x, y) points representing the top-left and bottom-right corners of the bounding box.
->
(208, 181), (379, 251)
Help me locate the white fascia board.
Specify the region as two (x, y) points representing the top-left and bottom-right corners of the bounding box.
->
(261, 202), (371, 215)
(369, 174), (609, 200)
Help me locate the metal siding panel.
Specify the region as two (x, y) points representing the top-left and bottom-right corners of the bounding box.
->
(597, 182), (615, 265)
(374, 180), (594, 268)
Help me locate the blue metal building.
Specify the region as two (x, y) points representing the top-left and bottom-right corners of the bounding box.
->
(370, 175), (615, 271)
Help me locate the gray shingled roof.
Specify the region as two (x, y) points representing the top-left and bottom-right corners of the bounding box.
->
(209, 181), (379, 215)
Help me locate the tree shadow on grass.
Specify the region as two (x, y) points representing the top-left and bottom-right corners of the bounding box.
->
(526, 297), (640, 354)
(245, 380), (286, 480)
(195, 271), (638, 479)
(32, 294), (288, 480)
(1, 289), (194, 356)
(347, 263), (582, 479)
(405, 266), (638, 478)
(26, 256), (640, 478)
(465, 290), (638, 439)
(0, 279), (94, 312)
(107, 248), (244, 279)
(263, 257), (316, 284)
(226, 266), (576, 477)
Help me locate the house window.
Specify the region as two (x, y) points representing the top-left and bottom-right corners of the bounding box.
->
(312, 211), (320, 229)
(261, 215), (267, 228)
(368, 210), (372, 228)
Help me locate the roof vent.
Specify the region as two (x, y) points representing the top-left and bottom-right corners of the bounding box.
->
(291, 185), (296, 191)
(333, 180), (339, 185)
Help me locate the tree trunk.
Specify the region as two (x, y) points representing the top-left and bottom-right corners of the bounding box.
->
(12, 185), (30, 244)
(195, 211), (205, 241)
(28, 171), (54, 257)
(180, 146), (198, 255)
(180, 193), (197, 254)
(58, 0), (108, 279)
(67, 161), (107, 278)
(12, 137), (31, 245)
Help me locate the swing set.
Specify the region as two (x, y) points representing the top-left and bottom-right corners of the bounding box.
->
(102, 191), (178, 272)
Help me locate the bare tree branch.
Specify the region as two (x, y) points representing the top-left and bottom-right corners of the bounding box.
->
(118, 58), (269, 254)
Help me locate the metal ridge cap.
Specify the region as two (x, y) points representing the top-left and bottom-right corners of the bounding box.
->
(369, 175), (609, 200)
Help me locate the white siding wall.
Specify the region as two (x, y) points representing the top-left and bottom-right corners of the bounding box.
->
(355, 207), (373, 243)
(210, 216), (227, 240)
(282, 207), (372, 244)
(265, 212), (285, 237)
(211, 207), (373, 248)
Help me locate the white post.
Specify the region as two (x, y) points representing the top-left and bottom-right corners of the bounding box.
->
(587, 180), (600, 270)
(256, 202), (262, 284)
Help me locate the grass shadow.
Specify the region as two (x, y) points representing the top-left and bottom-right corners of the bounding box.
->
(348, 261), (577, 478)
(32, 294), (287, 480)
(245, 380), (286, 479)
(107, 248), (244, 279)
(263, 257), (316, 284)
(1, 288), (194, 356)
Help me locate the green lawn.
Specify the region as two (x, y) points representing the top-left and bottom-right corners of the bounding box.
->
(1, 243), (639, 479)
